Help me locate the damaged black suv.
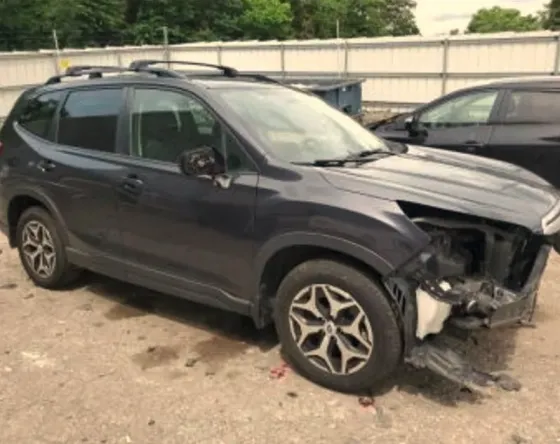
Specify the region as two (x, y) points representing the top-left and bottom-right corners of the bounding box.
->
(1, 61), (559, 393)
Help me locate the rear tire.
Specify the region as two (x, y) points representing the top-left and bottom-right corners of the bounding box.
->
(16, 207), (81, 289)
(274, 259), (402, 393)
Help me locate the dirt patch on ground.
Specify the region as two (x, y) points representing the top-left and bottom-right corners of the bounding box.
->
(0, 234), (559, 443)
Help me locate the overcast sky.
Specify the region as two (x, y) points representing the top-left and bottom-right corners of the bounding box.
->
(415, 0), (546, 35)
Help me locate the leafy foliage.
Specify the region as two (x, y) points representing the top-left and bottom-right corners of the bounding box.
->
(542, 0), (560, 31)
(466, 7), (542, 34)
(0, 0), (420, 51)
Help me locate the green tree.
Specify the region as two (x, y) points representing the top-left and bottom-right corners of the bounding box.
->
(378, 0), (419, 36)
(0, 0), (51, 50)
(238, 0), (293, 40)
(0, 0), (421, 51)
(44, 0), (125, 47)
(541, 0), (560, 30)
(289, 0), (419, 39)
(466, 6), (542, 33)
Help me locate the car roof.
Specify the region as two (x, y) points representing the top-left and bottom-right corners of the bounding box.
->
(468, 76), (560, 90)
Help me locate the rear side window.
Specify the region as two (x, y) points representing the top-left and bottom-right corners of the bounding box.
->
(503, 90), (560, 123)
(18, 91), (63, 138)
(58, 89), (123, 152)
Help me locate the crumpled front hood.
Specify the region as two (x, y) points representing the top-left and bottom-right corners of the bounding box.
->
(321, 145), (559, 232)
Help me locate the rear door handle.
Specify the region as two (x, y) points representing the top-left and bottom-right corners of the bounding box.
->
(36, 159), (56, 172)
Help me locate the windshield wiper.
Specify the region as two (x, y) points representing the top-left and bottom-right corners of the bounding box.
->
(308, 149), (394, 167)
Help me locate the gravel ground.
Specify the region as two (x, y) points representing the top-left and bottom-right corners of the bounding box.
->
(1, 235), (560, 444)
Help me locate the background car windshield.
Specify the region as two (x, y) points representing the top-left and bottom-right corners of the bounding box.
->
(216, 87), (389, 163)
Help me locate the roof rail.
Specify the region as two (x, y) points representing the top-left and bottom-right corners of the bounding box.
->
(129, 59), (239, 77)
(128, 59), (283, 85)
(44, 65), (178, 85)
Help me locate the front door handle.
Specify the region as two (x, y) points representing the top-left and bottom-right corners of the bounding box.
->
(36, 159), (56, 172)
(464, 140), (484, 153)
(120, 174), (144, 194)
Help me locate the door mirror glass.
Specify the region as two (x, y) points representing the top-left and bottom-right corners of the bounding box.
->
(178, 146), (223, 177)
(404, 115), (415, 131)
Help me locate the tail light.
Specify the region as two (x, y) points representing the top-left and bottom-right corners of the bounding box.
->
(0, 141), (3, 156)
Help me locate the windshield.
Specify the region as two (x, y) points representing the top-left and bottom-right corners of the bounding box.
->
(215, 86), (390, 164)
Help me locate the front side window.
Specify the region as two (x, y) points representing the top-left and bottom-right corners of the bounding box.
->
(503, 90), (560, 123)
(18, 91), (64, 138)
(58, 88), (124, 152)
(214, 87), (389, 164)
(129, 88), (253, 171)
(419, 90), (499, 127)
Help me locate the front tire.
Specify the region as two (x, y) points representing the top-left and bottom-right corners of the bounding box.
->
(16, 207), (81, 289)
(274, 259), (402, 393)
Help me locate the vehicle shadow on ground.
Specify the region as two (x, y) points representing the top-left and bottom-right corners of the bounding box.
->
(78, 272), (278, 354)
(74, 272), (521, 406)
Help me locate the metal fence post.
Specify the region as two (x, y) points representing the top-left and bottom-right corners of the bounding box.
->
(553, 33), (560, 75)
(51, 29), (61, 75)
(344, 40), (349, 78)
(217, 43), (222, 65)
(163, 26), (170, 67)
(280, 42), (286, 79)
(441, 38), (450, 95)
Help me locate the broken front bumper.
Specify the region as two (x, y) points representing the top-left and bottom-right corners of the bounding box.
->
(451, 244), (551, 330)
(410, 244), (552, 338)
(401, 245), (551, 392)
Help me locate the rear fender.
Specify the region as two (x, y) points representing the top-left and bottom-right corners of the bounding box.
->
(5, 186), (69, 247)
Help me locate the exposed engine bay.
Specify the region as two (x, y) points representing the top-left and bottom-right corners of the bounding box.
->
(389, 204), (554, 391)
(410, 216), (548, 339)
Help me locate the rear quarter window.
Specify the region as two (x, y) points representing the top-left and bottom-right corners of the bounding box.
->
(18, 91), (64, 139)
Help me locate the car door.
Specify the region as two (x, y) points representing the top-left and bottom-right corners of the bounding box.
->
(13, 86), (128, 276)
(410, 88), (503, 156)
(486, 88), (560, 187)
(115, 86), (259, 305)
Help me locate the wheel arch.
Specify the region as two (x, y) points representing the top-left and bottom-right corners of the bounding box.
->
(6, 188), (69, 248)
(251, 232), (396, 328)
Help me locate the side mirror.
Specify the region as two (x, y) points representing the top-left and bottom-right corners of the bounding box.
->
(178, 146), (223, 177)
(404, 115), (415, 131)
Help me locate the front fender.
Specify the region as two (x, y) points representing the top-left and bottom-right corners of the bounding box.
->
(254, 231), (394, 279)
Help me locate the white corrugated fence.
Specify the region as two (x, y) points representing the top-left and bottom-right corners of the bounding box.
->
(1, 31), (560, 118)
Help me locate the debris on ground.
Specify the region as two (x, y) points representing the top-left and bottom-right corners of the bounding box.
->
(494, 374), (522, 392)
(510, 433), (530, 443)
(148, 419), (155, 426)
(23, 293), (34, 300)
(0, 283), (17, 290)
(184, 357), (199, 368)
(358, 396), (375, 408)
(286, 391), (298, 398)
(269, 362), (290, 380)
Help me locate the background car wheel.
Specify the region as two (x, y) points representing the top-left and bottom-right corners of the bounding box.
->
(274, 259), (402, 393)
(16, 207), (81, 289)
